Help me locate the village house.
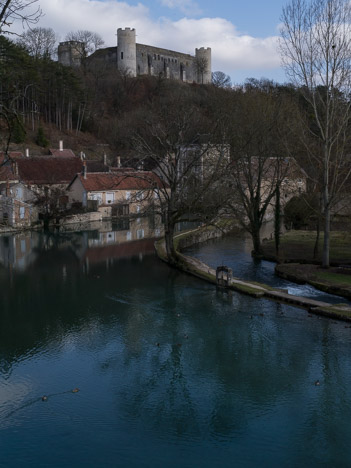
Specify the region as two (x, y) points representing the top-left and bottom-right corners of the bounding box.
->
(260, 157), (307, 220)
(67, 170), (165, 218)
(0, 143), (110, 226)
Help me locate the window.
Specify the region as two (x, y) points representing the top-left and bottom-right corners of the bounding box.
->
(125, 191), (131, 200)
(20, 239), (26, 253)
(20, 207), (25, 219)
(137, 229), (144, 239)
(121, 52), (124, 59)
(90, 193), (103, 205)
(158, 54), (160, 60)
(136, 191), (144, 201)
(114, 204), (129, 216)
(106, 192), (114, 204)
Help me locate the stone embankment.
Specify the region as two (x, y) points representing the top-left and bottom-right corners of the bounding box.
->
(155, 226), (351, 322)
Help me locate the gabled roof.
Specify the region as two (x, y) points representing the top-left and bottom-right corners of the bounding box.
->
(0, 163), (18, 183)
(49, 148), (76, 158)
(86, 160), (110, 173)
(72, 171), (164, 191)
(0, 152), (24, 164)
(17, 157), (83, 184)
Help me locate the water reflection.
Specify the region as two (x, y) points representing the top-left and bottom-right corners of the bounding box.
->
(1, 224), (351, 466)
(0, 215), (163, 273)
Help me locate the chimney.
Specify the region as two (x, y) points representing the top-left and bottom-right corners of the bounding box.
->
(59, 140), (63, 152)
(12, 161), (19, 177)
(117, 156), (121, 168)
(25, 148), (29, 158)
(83, 161), (87, 179)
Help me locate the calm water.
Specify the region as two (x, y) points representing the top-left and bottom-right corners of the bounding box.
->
(1, 224), (351, 467)
(184, 234), (351, 305)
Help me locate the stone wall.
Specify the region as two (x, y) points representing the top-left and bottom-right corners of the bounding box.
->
(136, 44), (197, 82)
(176, 225), (228, 251)
(59, 211), (103, 226)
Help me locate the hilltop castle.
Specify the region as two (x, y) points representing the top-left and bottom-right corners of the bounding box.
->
(58, 28), (212, 84)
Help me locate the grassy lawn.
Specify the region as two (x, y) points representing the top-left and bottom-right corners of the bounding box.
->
(314, 271), (351, 286)
(262, 230), (351, 264)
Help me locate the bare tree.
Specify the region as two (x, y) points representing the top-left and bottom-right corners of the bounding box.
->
(129, 88), (227, 262)
(17, 26), (57, 58)
(0, 0), (41, 34)
(212, 71), (232, 88)
(224, 88), (295, 256)
(279, 0), (351, 267)
(65, 30), (104, 61)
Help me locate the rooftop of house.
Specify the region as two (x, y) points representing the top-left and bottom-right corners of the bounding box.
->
(49, 148), (76, 158)
(73, 171), (165, 191)
(15, 157), (83, 185)
(0, 152), (24, 164)
(0, 163), (18, 183)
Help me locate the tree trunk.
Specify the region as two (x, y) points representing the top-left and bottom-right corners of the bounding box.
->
(164, 222), (177, 263)
(313, 217), (320, 260)
(251, 228), (262, 258)
(322, 152), (330, 268)
(274, 185), (281, 258)
(323, 203), (330, 268)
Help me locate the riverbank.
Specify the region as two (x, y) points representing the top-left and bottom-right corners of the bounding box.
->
(155, 226), (351, 322)
(261, 230), (351, 300)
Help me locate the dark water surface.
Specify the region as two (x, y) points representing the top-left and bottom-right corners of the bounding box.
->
(184, 234), (351, 304)
(1, 227), (351, 467)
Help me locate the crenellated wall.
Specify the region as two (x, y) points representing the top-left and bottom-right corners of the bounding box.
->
(58, 28), (212, 84)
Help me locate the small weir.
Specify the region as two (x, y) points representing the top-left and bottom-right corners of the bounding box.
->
(157, 230), (351, 322)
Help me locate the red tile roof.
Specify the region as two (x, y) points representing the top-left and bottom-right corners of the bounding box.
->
(49, 148), (76, 158)
(0, 164), (18, 183)
(0, 152), (24, 164)
(17, 157), (83, 184)
(76, 171), (165, 191)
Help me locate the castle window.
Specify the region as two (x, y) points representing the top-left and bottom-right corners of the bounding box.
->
(121, 52), (124, 59)
(153, 54), (156, 59)
(175, 59), (177, 63)
(158, 54), (160, 60)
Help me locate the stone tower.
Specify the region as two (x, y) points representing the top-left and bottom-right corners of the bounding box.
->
(58, 41), (84, 67)
(195, 47), (212, 84)
(117, 28), (137, 77)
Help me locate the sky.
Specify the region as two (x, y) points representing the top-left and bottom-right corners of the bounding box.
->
(12, 0), (290, 84)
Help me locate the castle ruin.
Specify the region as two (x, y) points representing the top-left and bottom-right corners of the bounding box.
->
(58, 28), (212, 84)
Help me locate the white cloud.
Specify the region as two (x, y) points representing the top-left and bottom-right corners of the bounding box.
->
(159, 0), (202, 16)
(9, 0), (282, 81)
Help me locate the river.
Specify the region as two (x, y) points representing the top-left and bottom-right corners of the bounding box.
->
(1, 221), (351, 467)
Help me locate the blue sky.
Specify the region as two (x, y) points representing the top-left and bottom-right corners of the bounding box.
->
(13, 0), (290, 84)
